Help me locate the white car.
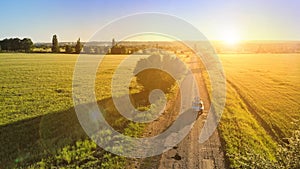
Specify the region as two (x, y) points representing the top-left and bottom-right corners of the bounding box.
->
(192, 97), (204, 115)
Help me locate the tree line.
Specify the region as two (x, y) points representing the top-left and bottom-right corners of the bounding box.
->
(51, 34), (82, 54)
(0, 35), (173, 55)
(0, 35), (82, 54)
(0, 35), (134, 54)
(0, 38), (33, 52)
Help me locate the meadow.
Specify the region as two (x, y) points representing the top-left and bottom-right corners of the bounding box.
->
(0, 53), (144, 125)
(1, 52), (299, 168)
(0, 53), (145, 168)
(215, 53), (300, 168)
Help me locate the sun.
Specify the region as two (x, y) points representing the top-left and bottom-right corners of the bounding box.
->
(221, 28), (241, 45)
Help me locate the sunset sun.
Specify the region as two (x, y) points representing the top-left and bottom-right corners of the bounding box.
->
(220, 28), (241, 45)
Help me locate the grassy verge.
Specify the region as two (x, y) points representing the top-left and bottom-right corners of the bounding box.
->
(201, 53), (300, 168)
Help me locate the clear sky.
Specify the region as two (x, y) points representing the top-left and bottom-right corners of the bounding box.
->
(0, 0), (299, 42)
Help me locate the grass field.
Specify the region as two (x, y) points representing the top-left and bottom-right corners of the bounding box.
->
(216, 54), (300, 168)
(0, 53), (75, 125)
(0, 53), (145, 168)
(0, 53), (143, 125)
(1, 53), (299, 168)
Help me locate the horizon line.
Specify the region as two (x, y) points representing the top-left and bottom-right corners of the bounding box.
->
(33, 40), (300, 43)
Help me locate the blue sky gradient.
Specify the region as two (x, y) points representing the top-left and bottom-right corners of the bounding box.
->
(0, 0), (299, 42)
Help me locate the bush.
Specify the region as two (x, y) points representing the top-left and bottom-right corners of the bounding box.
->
(134, 54), (187, 93)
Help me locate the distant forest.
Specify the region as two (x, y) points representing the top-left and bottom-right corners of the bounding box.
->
(1, 35), (300, 54)
(0, 38), (33, 52)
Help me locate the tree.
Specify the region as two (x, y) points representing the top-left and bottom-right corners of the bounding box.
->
(65, 45), (72, 54)
(75, 38), (82, 54)
(51, 35), (59, 53)
(94, 47), (101, 54)
(133, 54), (187, 93)
(11, 38), (20, 51)
(83, 46), (92, 54)
(21, 38), (33, 52)
(0, 37), (33, 52)
(112, 38), (116, 47)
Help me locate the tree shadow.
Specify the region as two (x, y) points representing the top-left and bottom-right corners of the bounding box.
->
(0, 104), (86, 167)
(0, 91), (151, 168)
(0, 90), (196, 168)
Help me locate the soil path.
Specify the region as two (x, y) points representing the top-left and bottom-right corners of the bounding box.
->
(129, 56), (226, 169)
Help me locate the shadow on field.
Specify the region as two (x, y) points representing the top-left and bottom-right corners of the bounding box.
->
(0, 91), (151, 168)
(0, 105), (87, 167)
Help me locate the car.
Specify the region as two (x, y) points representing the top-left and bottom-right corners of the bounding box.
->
(192, 96), (204, 116)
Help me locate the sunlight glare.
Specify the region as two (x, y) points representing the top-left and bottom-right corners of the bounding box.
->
(221, 28), (241, 45)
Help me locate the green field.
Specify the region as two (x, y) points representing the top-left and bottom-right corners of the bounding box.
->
(217, 54), (300, 168)
(0, 53), (74, 125)
(0, 53), (299, 168)
(0, 53), (145, 168)
(0, 53), (144, 125)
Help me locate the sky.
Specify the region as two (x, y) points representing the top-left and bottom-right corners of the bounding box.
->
(0, 0), (300, 42)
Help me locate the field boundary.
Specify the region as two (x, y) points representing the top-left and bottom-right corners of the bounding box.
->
(226, 79), (284, 143)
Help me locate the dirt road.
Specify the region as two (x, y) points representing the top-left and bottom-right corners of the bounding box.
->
(157, 56), (225, 169)
(130, 56), (225, 169)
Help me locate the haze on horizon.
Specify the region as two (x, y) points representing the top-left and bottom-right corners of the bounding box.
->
(0, 0), (300, 42)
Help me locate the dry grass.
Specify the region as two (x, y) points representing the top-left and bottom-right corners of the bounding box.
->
(212, 53), (300, 168)
(221, 54), (300, 137)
